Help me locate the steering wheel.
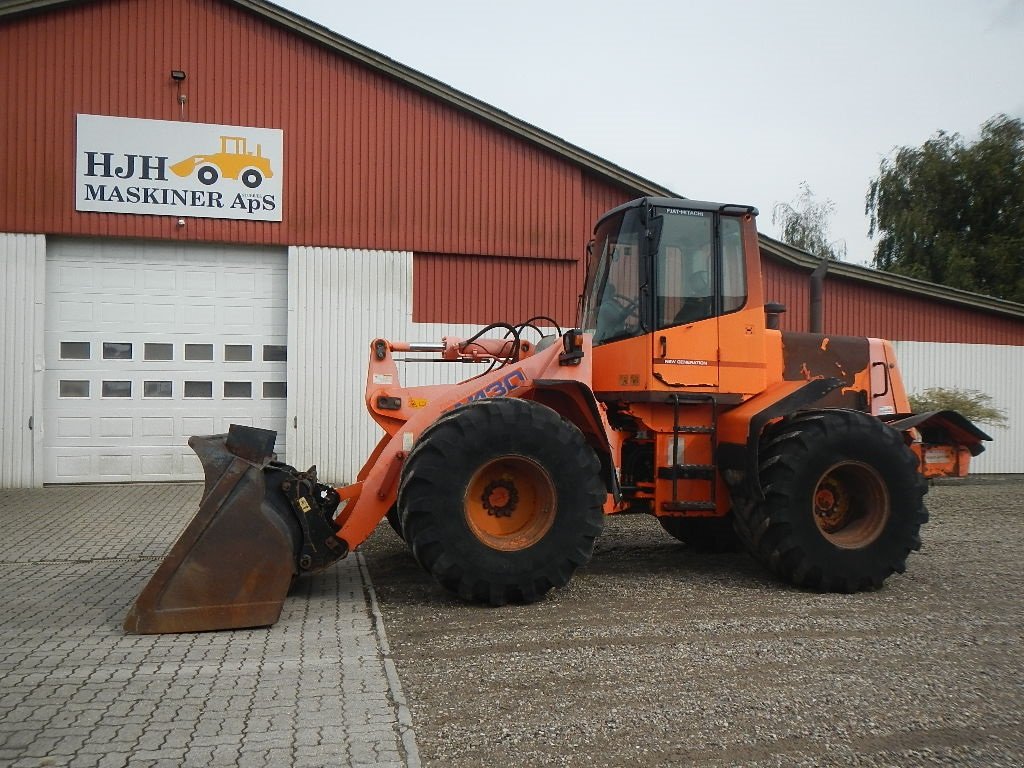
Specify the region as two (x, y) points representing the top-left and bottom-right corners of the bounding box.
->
(597, 292), (639, 338)
(689, 270), (709, 296)
(607, 293), (639, 316)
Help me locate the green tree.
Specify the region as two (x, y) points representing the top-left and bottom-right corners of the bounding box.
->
(866, 114), (1024, 302)
(772, 182), (847, 261)
(908, 387), (1008, 428)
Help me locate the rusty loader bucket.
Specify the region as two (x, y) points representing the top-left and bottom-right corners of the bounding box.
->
(124, 425), (344, 634)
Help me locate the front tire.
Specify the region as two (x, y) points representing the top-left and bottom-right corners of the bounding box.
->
(398, 398), (606, 605)
(385, 504), (404, 541)
(734, 409), (927, 592)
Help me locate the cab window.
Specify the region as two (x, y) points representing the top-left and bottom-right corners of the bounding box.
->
(580, 208), (645, 344)
(654, 211), (747, 329)
(720, 216), (747, 313)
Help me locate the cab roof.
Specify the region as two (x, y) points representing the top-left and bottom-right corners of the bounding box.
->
(595, 197), (759, 231)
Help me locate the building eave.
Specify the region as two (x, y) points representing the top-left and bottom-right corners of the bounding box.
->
(238, 0), (678, 197)
(759, 233), (1024, 323)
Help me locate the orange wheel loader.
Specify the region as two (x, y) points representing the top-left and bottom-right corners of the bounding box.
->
(124, 197), (991, 634)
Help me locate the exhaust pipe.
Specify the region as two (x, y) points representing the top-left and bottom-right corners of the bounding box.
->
(764, 302), (786, 330)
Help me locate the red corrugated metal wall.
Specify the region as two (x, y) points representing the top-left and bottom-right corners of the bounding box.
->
(4, 0), (1018, 339)
(413, 176), (636, 324)
(763, 258), (1024, 345)
(413, 255), (586, 326)
(0, 0), (635, 263)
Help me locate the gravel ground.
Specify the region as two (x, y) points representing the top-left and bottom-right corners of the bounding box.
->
(361, 479), (1024, 767)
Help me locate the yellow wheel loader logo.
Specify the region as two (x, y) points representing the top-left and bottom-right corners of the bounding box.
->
(170, 135), (274, 188)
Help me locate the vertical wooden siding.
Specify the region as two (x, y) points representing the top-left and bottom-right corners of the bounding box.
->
(288, 245), (512, 483)
(287, 246), (414, 483)
(0, 0), (634, 261)
(0, 234), (45, 488)
(763, 258), (1024, 345)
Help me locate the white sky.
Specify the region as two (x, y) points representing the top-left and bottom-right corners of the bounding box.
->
(279, 0), (1024, 266)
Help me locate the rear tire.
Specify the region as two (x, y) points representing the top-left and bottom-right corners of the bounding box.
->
(398, 398), (606, 605)
(658, 515), (741, 553)
(734, 409), (927, 592)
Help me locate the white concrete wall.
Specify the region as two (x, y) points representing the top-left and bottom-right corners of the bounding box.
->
(0, 233), (45, 487)
(286, 254), (1024, 481)
(7, 238), (1015, 485)
(893, 341), (1023, 474)
(287, 247), (495, 484)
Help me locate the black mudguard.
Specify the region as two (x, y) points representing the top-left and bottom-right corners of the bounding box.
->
(882, 410), (992, 456)
(717, 377), (845, 503)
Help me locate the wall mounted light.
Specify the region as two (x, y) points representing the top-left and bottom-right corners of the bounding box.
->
(171, 70), (187, 119)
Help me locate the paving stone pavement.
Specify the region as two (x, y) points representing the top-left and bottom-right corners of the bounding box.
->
(0, 483), (420, 768)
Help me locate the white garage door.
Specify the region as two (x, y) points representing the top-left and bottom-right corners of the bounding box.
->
(44, 239), (288, 483)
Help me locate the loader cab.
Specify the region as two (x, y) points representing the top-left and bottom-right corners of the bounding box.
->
(581, 197), (767, 397)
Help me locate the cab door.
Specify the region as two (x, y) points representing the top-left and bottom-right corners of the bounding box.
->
(650, 210), (719, 390)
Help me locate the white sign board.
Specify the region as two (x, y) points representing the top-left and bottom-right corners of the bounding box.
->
(76, 114), (283, 222)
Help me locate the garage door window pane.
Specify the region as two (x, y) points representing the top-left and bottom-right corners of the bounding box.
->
(103, 342), (132, 360)
(225, 344), (253, 362)
(263, 344), (287, 362)
(60, 342), (91, 360)
(185, 344), (214, 361)
(60, 380), (90, 397)
(224, 381), (252, 398)
(184, 381), (213, 398)
(144, 381), (173, 398)
(144, 343), (174, 361)
(102, 381), (132, 397)
(263, 382), (287, 399)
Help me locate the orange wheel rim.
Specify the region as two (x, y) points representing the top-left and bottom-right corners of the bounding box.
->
(464, 456), (556, 551)
(812, 461), (890, 549)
